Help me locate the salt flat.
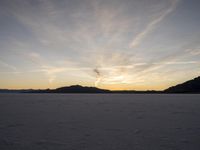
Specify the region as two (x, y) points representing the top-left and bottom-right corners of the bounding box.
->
(0, 94), (200, 150)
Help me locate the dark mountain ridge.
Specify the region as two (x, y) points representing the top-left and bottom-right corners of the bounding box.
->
(164, 76), (200, 93)
(52, 85), (110, 93)
(0, 76), (200, 93)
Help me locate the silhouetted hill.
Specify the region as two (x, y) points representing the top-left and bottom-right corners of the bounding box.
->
(164, 76), (200, 93)
(52, 85), (110, 93)
(1, 76), (200, 93)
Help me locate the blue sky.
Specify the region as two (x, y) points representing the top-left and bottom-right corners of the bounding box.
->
(0, 0), (200, 90)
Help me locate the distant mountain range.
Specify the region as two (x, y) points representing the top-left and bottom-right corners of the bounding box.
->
(0, 76), (200, 93)
(0, 85), (158, 94)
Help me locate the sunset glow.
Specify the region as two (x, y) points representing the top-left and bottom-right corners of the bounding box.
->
(0, 0), (200, 90)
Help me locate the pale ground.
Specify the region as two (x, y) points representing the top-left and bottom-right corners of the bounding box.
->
(0, 94), (200, 150)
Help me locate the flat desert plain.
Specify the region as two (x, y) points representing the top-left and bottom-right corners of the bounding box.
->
(0, 94), (200, 150)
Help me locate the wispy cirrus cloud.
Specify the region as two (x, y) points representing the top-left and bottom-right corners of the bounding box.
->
(186, 49), (200, 56)
(0, 60), (17, 71)
(129, 0), (180, 48)
(1, 0), (200, 90)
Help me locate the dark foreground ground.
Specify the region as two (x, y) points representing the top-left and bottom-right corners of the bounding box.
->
(0, 94), (200, 150)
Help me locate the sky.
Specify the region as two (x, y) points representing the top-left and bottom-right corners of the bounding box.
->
(0, 0), (200, 90)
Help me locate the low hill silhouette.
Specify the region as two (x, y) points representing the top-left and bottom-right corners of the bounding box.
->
(52, 85), (110, 93)
(1, 76), (200, 93)
(164, 76), (200, 93)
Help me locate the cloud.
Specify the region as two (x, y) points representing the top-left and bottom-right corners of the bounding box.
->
(12, 50), (95, 84)
(0, 60), (17, 71)
(186, 49), (200, 56)
(94, 77), (101, 87)
(154, 61), (199, 65)
(129, 0), (180, 48)
(83, 49), (196, 86)
(39, 66), (67, 83)
(1, 0), (199, 90)
(93, 68), (102, 87)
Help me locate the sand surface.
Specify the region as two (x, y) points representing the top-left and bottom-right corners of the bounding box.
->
(0, 94), (200, 150)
